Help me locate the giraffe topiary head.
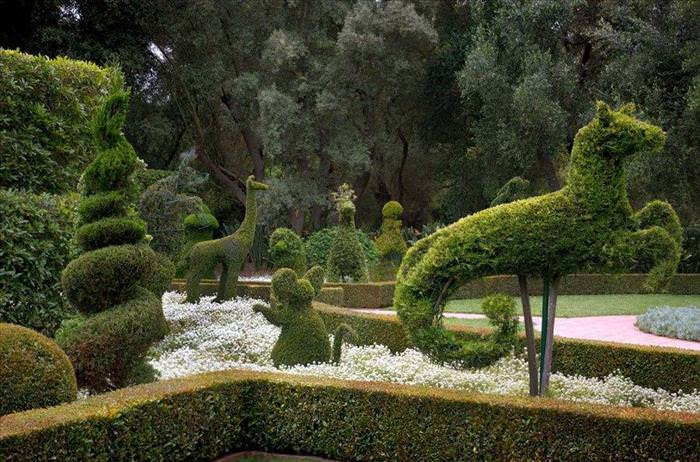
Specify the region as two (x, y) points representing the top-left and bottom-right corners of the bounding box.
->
(591, 101), (666, 159)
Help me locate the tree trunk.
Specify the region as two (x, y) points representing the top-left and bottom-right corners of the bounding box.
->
(288, 208), (304, 235)
(220, 93), (265, 179)
(538, 154), (561, 191)
(397, 128), (410, 202)
(310, 204), (322, 231)
(539, 276), (560, 396)
(518, 275), (539, 397)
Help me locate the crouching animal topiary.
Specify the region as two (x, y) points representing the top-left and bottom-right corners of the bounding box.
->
(253, 267), (356, 367)
(395, 102), (681, 366)
(185, 175), (268, 302)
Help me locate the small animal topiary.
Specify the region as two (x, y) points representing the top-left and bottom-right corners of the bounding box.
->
(253, 267), (355, 367)
(58, 88), (170, 391)
(372, 200), (408, 280)
(0, 323), (77, 415)
(268, 227), (307, 276)
(185, 175), (268, 302)
(326, 184), (369, 282)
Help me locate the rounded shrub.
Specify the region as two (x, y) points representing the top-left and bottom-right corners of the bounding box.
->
(77, 191), (129, 224)
(0, 191), (77, 336)
(142, 251), (176, 297)
(57, 288), (169, 391)
(481, 294), (519, 347)
(327, 198), (369, 283)
(306, 227), (379, 269)
(382, 200), (404, 219)
(76, 216), (146, 251)
(0, 323), (77, 415)
(373, 200), (408, 281)
(268, 227), (307, 275)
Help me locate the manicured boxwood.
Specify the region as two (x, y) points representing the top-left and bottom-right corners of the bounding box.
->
(0, 370), (697, 461)
(314, 302), (700, 392)
(76, 216), (147, 251)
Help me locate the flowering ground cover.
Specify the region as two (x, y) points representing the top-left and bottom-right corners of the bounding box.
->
(636, 306), (700, 341)
(147, 293), (700, 413)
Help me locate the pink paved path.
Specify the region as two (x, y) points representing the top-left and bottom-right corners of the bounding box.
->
(352, 309), (700, 351)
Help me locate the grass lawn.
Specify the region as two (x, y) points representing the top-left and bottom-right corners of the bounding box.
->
(444, 317), (506, 330)
(445, 294), (700, 318)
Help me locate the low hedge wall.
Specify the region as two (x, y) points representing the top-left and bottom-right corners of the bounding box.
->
(1, 370), (698, 461)
(316, 303), (700, 392)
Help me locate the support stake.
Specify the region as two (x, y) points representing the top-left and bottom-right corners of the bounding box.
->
(538, 278), (550, 390)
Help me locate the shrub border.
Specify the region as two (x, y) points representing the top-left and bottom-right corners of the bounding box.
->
(1, 369), (698, 461)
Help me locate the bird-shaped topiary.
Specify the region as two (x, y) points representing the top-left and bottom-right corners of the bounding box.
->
(372, 200), (408, 280)
(253, 267), (355, 367)
(58, 88), (170, 391)
(326, 184), (368, 282)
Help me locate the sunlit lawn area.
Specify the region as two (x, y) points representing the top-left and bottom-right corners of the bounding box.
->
(445, 294), (700, 317)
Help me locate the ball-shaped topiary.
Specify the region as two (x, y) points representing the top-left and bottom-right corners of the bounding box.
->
(253, 267), (355, 367)
(0, 323), (77, 415)
(395, 102), (681, 364)
(58, 88), (169, 391)
(268, 227), (307, 276)
(373, 200), (408, 281)
(326, 188), (369, 283)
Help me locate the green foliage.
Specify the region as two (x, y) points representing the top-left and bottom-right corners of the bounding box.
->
(268, 228), (306, 276)
(490, 177), (534, 206)
(480, 294), (519, 347)
(254, 267), (354, 366)
(176, 209), (219, 278)
(0, 191), (77, 336)
(1, 370), (697, 462)
(326, 188), (369, 283)
(305, 227), (379, 269)
(395, 103), (680, 364)
(635, 200), (683, 244)
(186, 176), (268, 302)
(0, 323), (77, 416)
(0, 49), (121, 194)
(60, 89), (168, 391)
(680, 223), (700, 273)
(56, 288), (168, 392)
(372, 201), (408, 281)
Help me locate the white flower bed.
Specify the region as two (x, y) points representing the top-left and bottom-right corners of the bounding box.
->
(149, 292), (700, 413)
(238, 274), (273, 283)
(635, 306), (700, 341)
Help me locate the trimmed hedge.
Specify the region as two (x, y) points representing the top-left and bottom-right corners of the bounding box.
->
(314, 302), (700, 392)
(0, 323), (77, 416)
(0, 50), (120, 193)
(0, 370), (698, 461)
(0, 191), (78, 336)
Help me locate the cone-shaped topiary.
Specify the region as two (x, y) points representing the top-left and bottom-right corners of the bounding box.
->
(269, 227), (307, 276)
(0, 323), (77, 415)
(175, 206), (219, 277)
(185, 175), (268, 302)
(253, 267), (355, 367)
(326, 184), (368, 282)
(58, 88), (170, 391)
(395, 102), (681, 364)
(372, 200), (408, 281)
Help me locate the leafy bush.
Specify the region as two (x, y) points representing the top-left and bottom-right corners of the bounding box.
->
(306, 228), (379, 269)
(635, 306), (700, 341)
(679, 223), (700, 273)
(0, 323), (77, 415)
(0, 50), (121, 193)
(0, 191), (77, 336)
(268, 227), (306, 275)
(481, 293), (519, 347)
(490, 176), (533, 206)
(175, 208), (219, 277)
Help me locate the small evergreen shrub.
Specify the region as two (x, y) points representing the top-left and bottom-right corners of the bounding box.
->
(0, 50), (121, 193)
(253, 267), (354, 366)
(372, 200), (408, 281)
(0, 323), (77, 415)
(490, 176), (533, 206)
(326, 184), (369, 283)
(305, 227), (379, 268)
(268, 227), (307, 275)
(58, 88), (168, 391)
(0, 191), (77, 336)
(635, 306), (700, 341)
(480, 294), (519, 347)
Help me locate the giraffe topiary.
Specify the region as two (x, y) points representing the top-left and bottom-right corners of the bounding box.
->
(185, 175), (268, 302)
(395, 102), (681, 378)
(253, 266), (356, 367)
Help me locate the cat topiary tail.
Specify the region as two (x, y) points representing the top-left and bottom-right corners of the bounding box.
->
(332, 324), (357, 364)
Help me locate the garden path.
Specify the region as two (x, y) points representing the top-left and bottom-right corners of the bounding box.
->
(351, 309), (700, 351)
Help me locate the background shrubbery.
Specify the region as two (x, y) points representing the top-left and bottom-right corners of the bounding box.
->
(305, 227), (379, 269)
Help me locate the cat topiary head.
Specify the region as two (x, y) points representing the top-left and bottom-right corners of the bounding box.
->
(593, 101), (666, 159)
(270, 268), (314, 310)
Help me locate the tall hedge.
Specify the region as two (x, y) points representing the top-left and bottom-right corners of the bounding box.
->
(0, 191), (77, 336)
(0, 49), (121, 194)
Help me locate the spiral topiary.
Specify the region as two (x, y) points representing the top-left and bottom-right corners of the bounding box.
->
(372, 200), (408, 281)
(326, 184), (368, 283)
(269, 227), (307, 276)
(57, 88), (169, 391)
(253, 267), (355, 367)
(0, 323), (77, 415)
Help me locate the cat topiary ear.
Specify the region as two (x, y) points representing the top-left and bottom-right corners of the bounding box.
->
(595, 100), (612, 126)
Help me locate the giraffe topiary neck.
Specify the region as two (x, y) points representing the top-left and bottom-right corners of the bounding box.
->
(237, 189), (258, 241)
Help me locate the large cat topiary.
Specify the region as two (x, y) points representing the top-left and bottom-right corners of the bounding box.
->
(395, 102), (681, 393)
(253, 267), (355, 367)
(372, 200), (408, 281)
(326, 184), (368, 283)
(57, 88), (170, 391)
